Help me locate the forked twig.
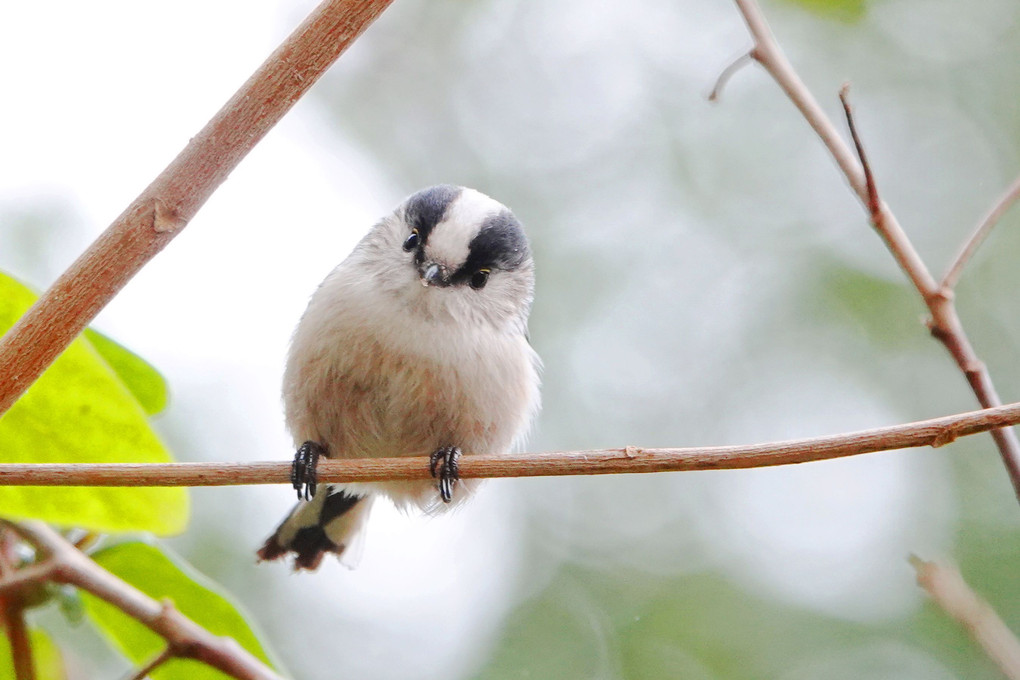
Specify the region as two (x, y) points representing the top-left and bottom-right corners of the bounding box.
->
(725, 0), (1020, 504)
(4, 522), (284, 680)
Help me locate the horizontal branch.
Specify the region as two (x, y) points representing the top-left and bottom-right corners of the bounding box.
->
(2, 401), (1020, 487)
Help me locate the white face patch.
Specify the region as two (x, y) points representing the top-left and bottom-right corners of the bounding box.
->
(424, 188), (505, 269)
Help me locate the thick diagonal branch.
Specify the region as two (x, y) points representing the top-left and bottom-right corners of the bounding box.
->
(0, 0), (393, 417)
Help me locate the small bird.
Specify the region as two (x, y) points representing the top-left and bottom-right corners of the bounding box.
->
(258, 185), (541, 570)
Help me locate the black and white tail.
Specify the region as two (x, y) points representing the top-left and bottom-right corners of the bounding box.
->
(257, 486), (374, 571)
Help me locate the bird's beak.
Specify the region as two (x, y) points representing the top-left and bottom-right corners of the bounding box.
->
(420, 262), (449, 287)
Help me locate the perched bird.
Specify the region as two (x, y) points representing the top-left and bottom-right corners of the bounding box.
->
(258, 185), (541, 570)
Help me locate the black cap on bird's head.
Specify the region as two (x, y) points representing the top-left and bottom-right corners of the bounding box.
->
(400, 185), (531, 292)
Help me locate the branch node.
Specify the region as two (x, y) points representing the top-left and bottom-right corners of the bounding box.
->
(729, 0), (1020, 503)
(929, 287), (954, 304)
(964, 361), (988, 381)
(926, 317), (947, 341)
(151, 198), (187, 234)
(931, 427), (958, 448)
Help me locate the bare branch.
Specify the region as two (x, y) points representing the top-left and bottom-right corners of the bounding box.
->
(0, 0), (394, 418)
(942, 174), (1020, 290)
(734, 0), (938, 296)
(708, 51), (753, 101)
(1, 599), (33, 680)
(912, 557), (1020, 680)
(5, 522), (284, 680)
(728, 0), (1020, 504)
(838, 85), (880, 218)
(126, 647), (176, 680)
(0, 401), (1019, 487)
(0, 529), (33, 680)
(0, 563), (57, 596)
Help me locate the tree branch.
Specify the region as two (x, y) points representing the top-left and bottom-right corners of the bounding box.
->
(1, 599), (33, 680)
(0, 528), (33, 680)
(838, 86), (880, 218)
(708, 51), (753, 102)
(941, 174), (1020, 291)
(5, 522), (284, 680)
(0, 563), (56, 596)
(126, 645), (176, 680)
(0, 401), (1019, 487)
(912, 557), (1020, 680)
(731, 0), (936, 294)
(0, 0), (393, 418)
(727, 0), (1020, 504)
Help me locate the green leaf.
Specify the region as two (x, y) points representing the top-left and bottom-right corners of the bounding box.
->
(0, 627), (67, 680)
(804, 259), (921, 350)
(781, 0), (869, 22)
(0, 273), (188, 535)
(82, 542), (278, 680)
(83, 329), (169, 416)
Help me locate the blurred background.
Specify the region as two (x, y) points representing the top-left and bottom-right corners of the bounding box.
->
(2, 0), (1020, 677)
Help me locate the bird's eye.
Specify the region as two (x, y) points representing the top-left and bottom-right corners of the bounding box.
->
(402, 229), (420, 252)
(470, 268), (490, 290)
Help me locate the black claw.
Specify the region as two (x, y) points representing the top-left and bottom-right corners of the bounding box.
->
(428, 448), (444, 479)
(429, 446), (461, 503)
(291, 441), (325, 501)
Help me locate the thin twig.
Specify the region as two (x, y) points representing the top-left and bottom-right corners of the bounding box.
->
(125, 645), (176, 680)
(5, 522), (284, 680)
(732, 0), (936, 295)
(708, 51), (753, 101)
(942, 174), (1020, 290)
(838, 86), (880, 218)
(1, 401), (1020, 487)
(727, 0), (1020, 504)
(912, 557), (1020, 680)
(0, 0), (393, 418)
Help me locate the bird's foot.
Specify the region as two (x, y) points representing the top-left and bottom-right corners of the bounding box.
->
(291, 441), (325, 501)
(429, 446), (461, 503)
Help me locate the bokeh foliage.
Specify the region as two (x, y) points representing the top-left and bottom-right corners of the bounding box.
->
(1, 0), (1019, 678)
